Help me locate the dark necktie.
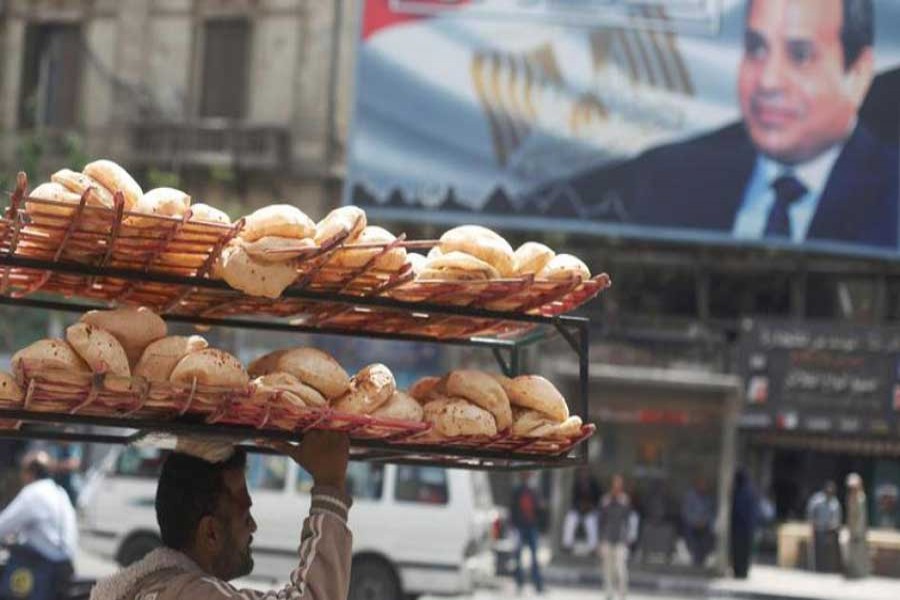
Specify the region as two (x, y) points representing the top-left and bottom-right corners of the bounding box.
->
(763, 174), (807, 239)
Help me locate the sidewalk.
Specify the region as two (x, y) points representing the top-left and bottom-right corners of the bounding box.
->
(543, 560), (900, 600)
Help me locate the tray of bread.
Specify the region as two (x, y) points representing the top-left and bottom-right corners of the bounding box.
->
(1, 163), (610, 342)
(0, 306), (594, 460)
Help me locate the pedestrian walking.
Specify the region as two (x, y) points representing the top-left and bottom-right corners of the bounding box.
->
(730, 468), (759, 579)
(510, 471), (545, 594)
(844, 473), (869, 579)
(562, 467), (601, 554)
(806, 480), (842, 573)
(599, 474), (631, 600)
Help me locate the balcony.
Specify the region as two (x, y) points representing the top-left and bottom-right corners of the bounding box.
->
(130, 120), (290, 171)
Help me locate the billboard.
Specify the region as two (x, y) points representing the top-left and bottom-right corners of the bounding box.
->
(738, 319), (900, 437)
(346, 0), (900, 257)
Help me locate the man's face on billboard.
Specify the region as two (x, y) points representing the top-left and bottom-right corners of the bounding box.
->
(738, 0), (873, 165)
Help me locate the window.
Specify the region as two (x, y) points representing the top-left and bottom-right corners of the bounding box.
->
(346, 463), (384, 501)
(115, 447), (165, 479)
(709, 271), (791, 319)
(18, 24), (83, 129)
(395, 466), (448, 505)
(199, 19), (250, 119)
(295, 463), (384, 500)
(246, 454), (287, 491)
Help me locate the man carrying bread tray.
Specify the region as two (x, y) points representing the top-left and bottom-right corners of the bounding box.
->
(90, 430), (351, 600)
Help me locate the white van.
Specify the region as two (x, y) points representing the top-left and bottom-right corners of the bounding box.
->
(78, 446), (499, 599)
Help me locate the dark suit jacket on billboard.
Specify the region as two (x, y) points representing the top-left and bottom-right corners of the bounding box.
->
(624, 123), (899, 249)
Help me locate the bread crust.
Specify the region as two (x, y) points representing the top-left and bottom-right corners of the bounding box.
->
(83, 159), (143, 211)
(65, 323), (131, 377)
(134, 335), (209, 381)
(169, 349), (249, 388)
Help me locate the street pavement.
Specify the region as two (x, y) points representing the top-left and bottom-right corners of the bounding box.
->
(77, 545), (900, 600)
(75, 545), (702, 599)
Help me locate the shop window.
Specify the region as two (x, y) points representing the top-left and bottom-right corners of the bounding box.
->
(246, 454), (287, 491)
(807, 274), (878, 322)
(709, 271), (791, 319)
(394, 466), (449, 505)
(18, 24), (83, 129)
(199, 19), (250, 119)
(115, 447), (165, 479)
(612, 265), (697, 318)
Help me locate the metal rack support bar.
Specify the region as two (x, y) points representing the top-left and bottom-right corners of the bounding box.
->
(0, 295), (531, 350)
(0, 254), (572, 326)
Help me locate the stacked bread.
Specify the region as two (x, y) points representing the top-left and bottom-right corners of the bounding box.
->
(408, 370), (581, 439)
(215, 204), (318, 299)
(318, 205), (407, 279)
(6, 307), (247, 406)
(247, 348), (422, 422)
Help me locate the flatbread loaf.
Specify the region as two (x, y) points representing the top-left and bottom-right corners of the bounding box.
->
(66, 323), (131, 377)
(134, 335), (209, 381)
(170, 349), (249, 388)
(80, 307), (167, 368)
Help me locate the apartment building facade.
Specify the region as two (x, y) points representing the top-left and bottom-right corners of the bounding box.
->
(0, 0), (358, 216)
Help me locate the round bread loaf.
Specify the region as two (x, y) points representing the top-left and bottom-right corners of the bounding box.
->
(439, 370), (512, 431)
(529, 415), (584, 439)
(51, 169), (115, 209)
(439, 225), (515, 277)
(26, 182), (84, 216)
(241, 236), (316, 263)
(170, 349), (249, 388)
(332, 363), (396, 415)
(80, 307), (167, 368)
(511, 407), (556, 437)
(126, 187), (191, 227)
(499, 375), (569, 422)
(332, 226), (407, 271)
(536, 253), (590, 282)
(250, 372), (327, 409)
(83, 159), (143, 211)
(247, 349), (288, 378)
(189, 203), (232, 225)
(218, 244), (299, 299)
(65, 323), (131, 377)
(315, 206), (366, 245)
(11, 339), (90, 385)
(371, 390), (424, 422)
(0, 372), (24, 404)
(134, 335), (209, 381)
(424, 397), (497, 437)
(514, 242), (556, 276)
(408, 376), (440, 403)
(250, 348), (350, 400)
(418, 251), (500, 281)
(240, 205), (316, 243)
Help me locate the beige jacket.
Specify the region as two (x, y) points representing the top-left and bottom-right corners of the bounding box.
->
(90, 487), (352, 600)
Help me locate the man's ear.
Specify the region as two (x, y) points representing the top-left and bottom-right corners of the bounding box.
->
(195, 514), (222, 552)
(845, 47), (875, 106)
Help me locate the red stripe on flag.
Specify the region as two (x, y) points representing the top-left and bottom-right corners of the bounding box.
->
(362, 0), (471, 39)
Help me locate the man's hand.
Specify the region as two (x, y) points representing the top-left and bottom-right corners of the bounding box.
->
(272, 431), (349, 490)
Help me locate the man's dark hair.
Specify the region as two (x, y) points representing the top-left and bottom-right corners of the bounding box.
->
(155, 449), (247, 550)
(23, 457), (50, 480)
(747, 0), (874, 68)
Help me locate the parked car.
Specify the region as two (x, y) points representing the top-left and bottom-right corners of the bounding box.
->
(79, 446), (500, 599)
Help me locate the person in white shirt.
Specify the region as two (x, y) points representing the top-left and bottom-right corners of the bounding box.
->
(0, 450), (77, 600)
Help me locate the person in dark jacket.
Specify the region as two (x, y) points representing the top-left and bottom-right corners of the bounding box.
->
(562, 467), (602, 553)
(730, 468), (760, 579)
(510, 471), (545, 594)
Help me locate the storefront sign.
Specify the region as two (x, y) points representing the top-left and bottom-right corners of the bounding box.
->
(738, 320), (900, 436)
